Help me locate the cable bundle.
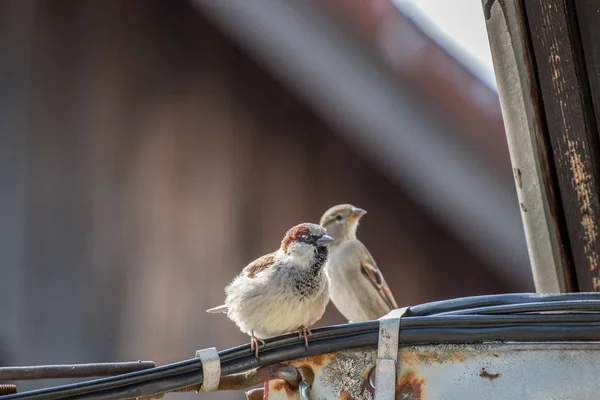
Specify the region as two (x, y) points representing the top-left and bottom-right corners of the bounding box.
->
(5, 293), (600, 400)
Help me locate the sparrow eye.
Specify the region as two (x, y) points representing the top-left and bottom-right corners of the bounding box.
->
(335, 215), (343, 221)
(301, 234), (317, 244)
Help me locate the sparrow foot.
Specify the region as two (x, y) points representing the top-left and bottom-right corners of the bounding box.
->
(297, 326), (313, 349)
(250, 330), (266, 358)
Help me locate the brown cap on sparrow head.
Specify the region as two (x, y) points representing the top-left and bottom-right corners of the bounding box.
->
(320, 204), (398, 322)
(207, 223), (333, 357)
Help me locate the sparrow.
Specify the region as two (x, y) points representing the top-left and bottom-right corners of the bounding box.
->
(207, 223), (334, 357)
(319, 204), (398, 322)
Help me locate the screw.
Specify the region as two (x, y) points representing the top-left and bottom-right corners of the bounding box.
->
(0, 384), (17, 395)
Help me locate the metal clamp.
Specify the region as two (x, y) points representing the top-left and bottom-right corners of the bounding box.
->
(375, 307), (408, 400)
(195, 347), (221, 392)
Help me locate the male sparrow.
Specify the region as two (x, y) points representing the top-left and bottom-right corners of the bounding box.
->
(319, 204), (398, 322)
(207, 223), (334, 357)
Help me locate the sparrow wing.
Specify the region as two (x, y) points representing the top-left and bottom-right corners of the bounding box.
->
(242, 253), (276, 278)
(359, 251), (398, 311)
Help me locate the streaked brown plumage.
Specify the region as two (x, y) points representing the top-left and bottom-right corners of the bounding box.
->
(320, 204), (398, 322)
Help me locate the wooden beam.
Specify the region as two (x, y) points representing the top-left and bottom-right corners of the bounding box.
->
(524, 0), (600, 291)
(485, 0), (600, 291)
(483, 0), (573, 292)
(574, 0), (600, 131)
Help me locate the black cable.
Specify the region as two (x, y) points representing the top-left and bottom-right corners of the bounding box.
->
(0, 360), (203, 400)
(5, 293), (600, 400)
(68, 370), (203, 400)
(406, 292), (600, 316)
(435, 300), (600, 315)
(21, 320), (600, 400)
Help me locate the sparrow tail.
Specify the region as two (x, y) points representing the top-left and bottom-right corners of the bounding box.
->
(206, 304), (228, 313)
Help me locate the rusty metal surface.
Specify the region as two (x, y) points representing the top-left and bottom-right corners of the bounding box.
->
(266, 343), (600, 400)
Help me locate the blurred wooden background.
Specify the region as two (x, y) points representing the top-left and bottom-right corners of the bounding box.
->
(0, 0), (517, 397)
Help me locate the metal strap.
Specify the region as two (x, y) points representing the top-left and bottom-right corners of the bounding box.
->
(195, 347), (220, 392)
(375, 307), (408, 400)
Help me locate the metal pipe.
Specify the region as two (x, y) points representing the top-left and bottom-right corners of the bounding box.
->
(0, 361), (156, 381)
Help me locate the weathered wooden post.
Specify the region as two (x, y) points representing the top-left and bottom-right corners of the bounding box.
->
(483, 0), (600, 292)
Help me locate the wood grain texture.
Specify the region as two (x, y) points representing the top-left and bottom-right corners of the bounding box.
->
(524, 0), (600, 291)
(574, 0), (600, 131)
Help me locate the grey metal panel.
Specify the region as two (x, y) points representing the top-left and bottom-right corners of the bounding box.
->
(268, 343), (600, 400)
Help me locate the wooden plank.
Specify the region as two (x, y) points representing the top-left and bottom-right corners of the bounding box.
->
(483, 0), (576, 292)
(524, 0), (600, 291)
(574, 0), (600, 138)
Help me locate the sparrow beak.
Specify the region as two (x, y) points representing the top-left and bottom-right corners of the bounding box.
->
(347, 207), (367, 222)
(316, 235), (335, 247)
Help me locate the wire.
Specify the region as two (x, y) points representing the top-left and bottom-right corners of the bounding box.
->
(4, 293), (600, 400)
(434, 300), (600, 315)
(405, 292), (600, 316)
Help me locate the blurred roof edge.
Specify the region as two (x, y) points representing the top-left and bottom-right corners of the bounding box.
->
(319, 0), (510, 167)
(188, 0), (533, 289)
(392, 1), (499, 91)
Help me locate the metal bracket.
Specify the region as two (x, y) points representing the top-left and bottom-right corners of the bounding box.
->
(195, 347), (221, 392)
(375, 307), (408, 400)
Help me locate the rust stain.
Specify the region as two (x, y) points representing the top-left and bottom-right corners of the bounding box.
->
(479, 368), (501, 380)
(396, 370), (425, 400)
(287, 353), (332, 371)
(293, 353), (332, 368)
(399, 345), (479, 365)
(339, 390), (359, 400)
(271, 380), (296, 397)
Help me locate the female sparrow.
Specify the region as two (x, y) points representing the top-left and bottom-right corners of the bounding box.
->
(207, 223), (334, 357)
(320, 204), (398, 322)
